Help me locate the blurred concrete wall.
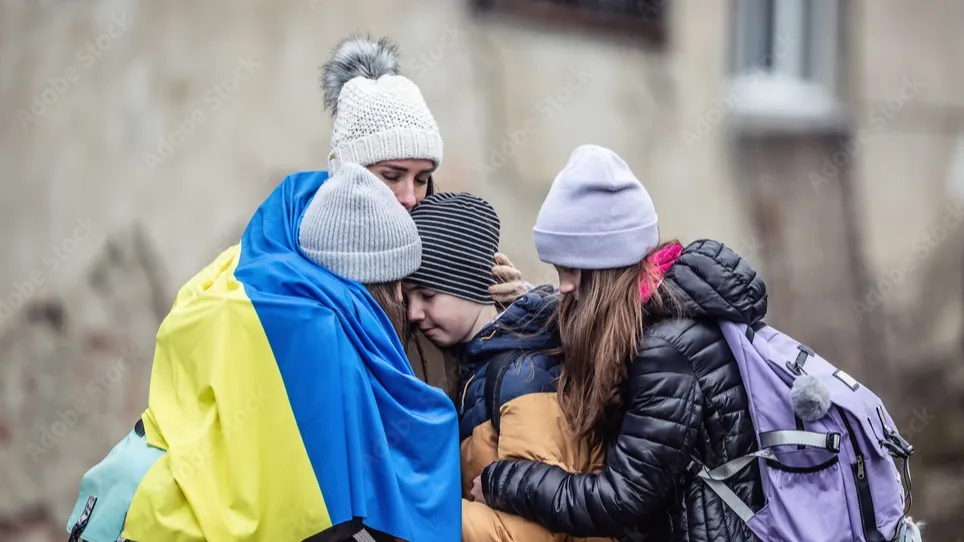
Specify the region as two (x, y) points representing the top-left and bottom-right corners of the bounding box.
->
(853, 1), (964, 532)
(853, 0), (964, 360)
(0, 0), (961, 539)
(0, 0), (752, 301)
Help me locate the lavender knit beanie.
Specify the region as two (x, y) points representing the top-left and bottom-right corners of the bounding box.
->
(533, 144), (659, 269)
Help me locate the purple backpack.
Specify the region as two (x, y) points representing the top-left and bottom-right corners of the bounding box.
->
(688, 321), (921, 542)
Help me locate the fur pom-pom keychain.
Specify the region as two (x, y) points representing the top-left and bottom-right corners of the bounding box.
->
(789, 375), (832, 421)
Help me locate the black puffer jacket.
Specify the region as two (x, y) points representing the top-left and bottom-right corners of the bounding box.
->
(481, 240), (766, 542)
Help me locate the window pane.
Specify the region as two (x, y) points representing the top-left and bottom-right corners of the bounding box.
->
(808, 0), (840, 90)
(801, 0), (814, 80)
(734, 0), (776, 73)
(762, 0), (776, 70)
(772, 0), (805, 77)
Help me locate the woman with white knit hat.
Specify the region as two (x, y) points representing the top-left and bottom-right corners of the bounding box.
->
(321, 36), (443, 212)
(316, 35), (528, 398)
(470, 144), (769, 541)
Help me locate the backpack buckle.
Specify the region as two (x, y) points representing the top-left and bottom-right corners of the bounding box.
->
(826, 433), (842, 453)
(882, 430), (914, 458)
(686, 457), (703, 476)
(786, 345), (814, 376)
(68, 496), (97, 542)
(876, 406), (914, 458)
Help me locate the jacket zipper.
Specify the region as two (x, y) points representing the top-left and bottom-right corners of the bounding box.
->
(459, 373), (477, 415)
(838, 407), (884, 541)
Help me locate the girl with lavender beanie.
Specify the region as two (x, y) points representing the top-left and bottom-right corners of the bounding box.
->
(468, 144), (769, 541)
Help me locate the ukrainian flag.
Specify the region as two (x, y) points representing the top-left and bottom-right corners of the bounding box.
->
(120, 170), (461, 541)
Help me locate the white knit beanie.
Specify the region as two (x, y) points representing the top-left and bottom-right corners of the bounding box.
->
(321, 36), (443, 174)
(533, 144), (659, 270)
(298, 162), (422, 283)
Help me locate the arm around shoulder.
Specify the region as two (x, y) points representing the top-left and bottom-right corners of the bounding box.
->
(481, 337), (703, 537)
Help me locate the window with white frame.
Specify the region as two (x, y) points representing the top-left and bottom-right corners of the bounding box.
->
(728, 0), (845, 126)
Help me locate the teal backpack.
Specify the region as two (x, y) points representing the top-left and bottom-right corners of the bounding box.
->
(66, 419), (165, 542)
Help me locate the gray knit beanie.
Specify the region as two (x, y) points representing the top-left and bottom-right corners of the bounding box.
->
(298, 162), (422, 283)
(533, 144), (659, 269)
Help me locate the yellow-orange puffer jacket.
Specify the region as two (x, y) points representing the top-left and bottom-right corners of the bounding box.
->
(456, 286), (616, 542)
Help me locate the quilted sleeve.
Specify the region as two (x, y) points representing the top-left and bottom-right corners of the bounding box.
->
(481, 337), (703, 537)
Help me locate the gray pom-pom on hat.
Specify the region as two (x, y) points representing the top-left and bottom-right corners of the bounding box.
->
(321, 34), (400, 115)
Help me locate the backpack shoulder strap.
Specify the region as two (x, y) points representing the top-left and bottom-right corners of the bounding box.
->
(484, 352), (521, 435)
(744, 320), (767, 342)
(687, 429), (842, 524)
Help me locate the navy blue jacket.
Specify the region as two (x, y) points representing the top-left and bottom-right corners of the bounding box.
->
(455, 285), (562, 442)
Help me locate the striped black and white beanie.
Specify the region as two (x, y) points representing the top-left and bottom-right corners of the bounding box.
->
(408, 193), (500, 305)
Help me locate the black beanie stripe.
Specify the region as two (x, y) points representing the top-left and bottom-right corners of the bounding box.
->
(415, 210), (501, 244)
(411, 268), (492, 293)
(419, 252), (493, 279)
(421, 249), (492, 271)
(417, 223), (500, 247)
(409, 192), (501, 305)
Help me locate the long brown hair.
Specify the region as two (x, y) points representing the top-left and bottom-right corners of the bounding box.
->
(365, 281), (410, 343)
(556, 241), (682, 445)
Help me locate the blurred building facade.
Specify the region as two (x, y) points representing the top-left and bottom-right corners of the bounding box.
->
(1, 0), (962, 539)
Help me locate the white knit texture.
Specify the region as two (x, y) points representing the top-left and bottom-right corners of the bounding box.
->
(329, 74), (443, 173)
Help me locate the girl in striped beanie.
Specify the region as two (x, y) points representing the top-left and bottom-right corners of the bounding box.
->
(405, 192), (614, 542)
